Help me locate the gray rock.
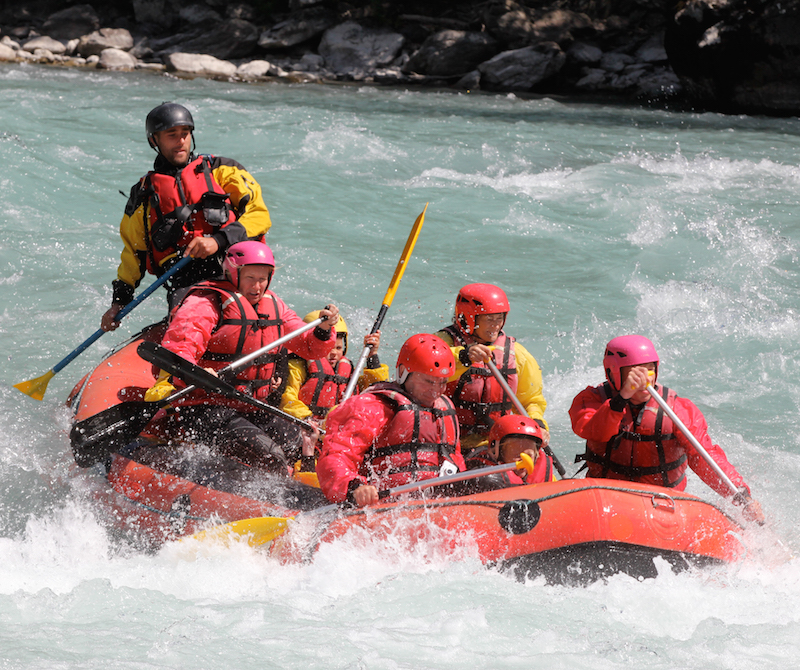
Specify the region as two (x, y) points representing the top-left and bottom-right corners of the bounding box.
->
(296, 53), (324, 72)
(575, 68), (607, 89)
(77, 28), (134, 58)
(171, 19), (259, 60)
(404, 30), (499, 77)
(568, 42), (602, 65)
(23, 36), (66, 54)
(133, 0), (180, 30)
(1, 36), (20, 50)
(0, 43), (17, 60)
(98, 48), (137, 70)
(179, 4), (223, 25)
(42, 4), (99, 41)
(478, 44), (566, 91)
(32, 48), (56, 62)
(319, 22), (404, 75)
(236, 60), (273, 78)
(258, 8), (336, 50)
(226, 3), (255, 21)
(636, 34), (668, 63)
(453, 69), (481, 90)
(600, 52), (635, 73)
(164, 52), (237, 77)
(531, 9), (594, 45)
(485, 1), (534, 49)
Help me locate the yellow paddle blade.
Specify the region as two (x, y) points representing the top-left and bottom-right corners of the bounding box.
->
(382, 203), (428, 307)
(516, 452), (535, 476)
(185, 516), (292, 547)
(13, 369), (55, 401)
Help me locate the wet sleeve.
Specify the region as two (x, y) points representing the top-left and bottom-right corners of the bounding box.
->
(569, 385), (627, 442)
(674, 397), (751, 498)
(280, 357), (313, 420)
(159, 292), (220, 367)
(514, 343), (548, 430)
(113, 192), (149, 303)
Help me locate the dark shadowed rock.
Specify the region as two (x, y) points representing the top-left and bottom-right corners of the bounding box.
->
(42, 4), (100, 41)
(77, 28), (134, 57)
(318, 21), (404, 75)
(178, 4), (223, 25)
(665, 0), (800, 113)
(404, 30), (499, 77)
(484, 0), (534, 49)
(132, 0), (180, 31)
(531, 9), (594, 46)
(171, 19), (259, 60)
(478, 43), (566, 91)
(258, 7), (337, 49)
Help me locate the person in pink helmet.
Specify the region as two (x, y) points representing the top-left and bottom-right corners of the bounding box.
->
(435, 283), (549, 453)
(317, 334), (465, 506)
(569, 334), (764, 522)
(144, 240), (339, 474)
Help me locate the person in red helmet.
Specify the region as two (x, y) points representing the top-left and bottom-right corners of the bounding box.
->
(101, 102), (271, 331)
(316, 333), (465, 506)
(144, 240), (339, 473)
(570, 334), (764, 522)
(464, 414), (556, 491)
(435, 283), (549, 453)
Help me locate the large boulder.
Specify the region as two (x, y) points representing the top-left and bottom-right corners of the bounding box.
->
(0, 43), (16, 61)
(478, 44), (566, 91)
(97, 48), (137, 70)
(318, 21), (404, 75)
(404, 30), (500, 77)
(484, 0), (534, 49)
(665, 0), (800, 113)
(23, 36), (67, 55)
(42, 5), (100, 41)
(258, 7), (337, 50)
(170, 19), (259, 60)
(164, 52), (237, 77)
(77, 29), (134, 57)
(132, 0), (182, 31)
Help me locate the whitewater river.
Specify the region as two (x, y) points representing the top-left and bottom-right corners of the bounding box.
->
(1, 63), (800, 668)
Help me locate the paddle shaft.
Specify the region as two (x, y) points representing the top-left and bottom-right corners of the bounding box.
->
(646, 384), (740, 497)
(342, 204), (428, 401)
(484, 358), (567, 477)
(138, 341), (318, 434)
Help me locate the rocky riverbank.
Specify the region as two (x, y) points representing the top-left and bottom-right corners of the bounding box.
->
(1, 0), (798, 115)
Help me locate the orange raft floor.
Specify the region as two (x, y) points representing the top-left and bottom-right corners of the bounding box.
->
(68, 324), (747, 582)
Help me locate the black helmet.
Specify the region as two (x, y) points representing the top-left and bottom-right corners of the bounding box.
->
(145, 102), (194, 148)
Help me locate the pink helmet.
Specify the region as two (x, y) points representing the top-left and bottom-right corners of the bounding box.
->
(603, 335), (659, 391)
(454, 283), (510, 337)
(223, 241), (275, 288)
(396, 333), (455, 384)
(489, 414), (544, 452)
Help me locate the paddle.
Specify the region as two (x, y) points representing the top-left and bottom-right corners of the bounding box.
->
(15, 255), (193, 401)
(341, 204), (428, 402)
(70, 317), (325, 467)
(484, 358), (567, 477)
(187, 452), (535, 546)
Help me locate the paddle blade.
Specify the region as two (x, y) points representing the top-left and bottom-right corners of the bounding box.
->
(70, 401), (158, 467)
(186, 516), (291, 547)
(13, 369), (55, 401)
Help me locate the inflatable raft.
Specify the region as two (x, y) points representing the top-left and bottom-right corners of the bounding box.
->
(68, 326), (749, 581)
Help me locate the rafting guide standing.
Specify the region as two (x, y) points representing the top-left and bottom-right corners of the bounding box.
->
(101, 102), (272, 331)
(570, 334), (765, 523)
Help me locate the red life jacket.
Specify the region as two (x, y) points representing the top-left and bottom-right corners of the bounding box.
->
(298, 356), (354, 419)
(367, 382), (460, 490)
(143, 155), (236, 274)
(172, 280), (288, 407)
(441, 325), (518, 434)
(576, 383), (689, 489)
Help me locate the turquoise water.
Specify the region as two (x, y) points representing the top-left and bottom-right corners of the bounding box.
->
(2, 62), (800, 668)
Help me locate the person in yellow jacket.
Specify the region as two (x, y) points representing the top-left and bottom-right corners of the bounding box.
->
(435, 283), (548, 453)
(101, 102), (272, 331)
(281, 312), (389, 470)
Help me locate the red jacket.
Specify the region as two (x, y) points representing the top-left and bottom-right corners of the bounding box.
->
(317, 385), (466, 503)
(161, 286), (334, 410)
(569, 383), (750, 498)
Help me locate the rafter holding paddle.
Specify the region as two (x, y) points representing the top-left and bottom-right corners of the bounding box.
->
(14, 255), (193, 401)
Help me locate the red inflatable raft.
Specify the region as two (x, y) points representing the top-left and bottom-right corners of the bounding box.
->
(68, 325), (749, 581)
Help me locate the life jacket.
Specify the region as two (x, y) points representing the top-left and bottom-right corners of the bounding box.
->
(575, 383), (689, 489)
(171, 280), (288, 407)
(298, 356), (354, 419)
(143, 155), (236, 275)
(441, 325), (518, 434)
(366, 382), (460, 490)
(465, 445), (554, 485)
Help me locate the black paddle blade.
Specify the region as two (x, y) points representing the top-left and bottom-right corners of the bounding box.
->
(137, 341), (239, 396)
(70, 401), (159, 467)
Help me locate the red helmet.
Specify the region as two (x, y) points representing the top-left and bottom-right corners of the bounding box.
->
(489, 414), (544, 450)
(603, 334), (659, 391)
(223, 241), (275, 288)
(454, 283), (509, 337)
(396, 334), (455, 384)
